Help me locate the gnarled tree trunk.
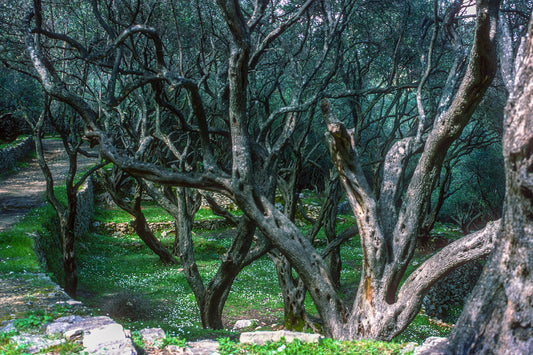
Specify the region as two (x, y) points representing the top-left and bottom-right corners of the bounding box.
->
(421, 10), (533, 354)
(23, 0), (506, 340)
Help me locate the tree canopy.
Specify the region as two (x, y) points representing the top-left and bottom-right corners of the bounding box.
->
(1, 0), (531, 345)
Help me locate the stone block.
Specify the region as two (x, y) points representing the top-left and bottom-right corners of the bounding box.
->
(232, 319), (259, 330)
(239, 330), (323, 345)
(83, 323), (136, 355)
(414, 337), (447, 355)
(139, 327), (166, 345)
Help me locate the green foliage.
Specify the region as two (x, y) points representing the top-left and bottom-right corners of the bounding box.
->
(439, 147), (505, 227)
(41, 341), (84, 354)
(217, 337), (407, 355)
(0, 331), (31, 355)
(14, 313), (53, 331)
(160, 336), (187, 348)
(0, 135), (30, 150)
(131, 330), (143, 349)
(13, 305), (73, 331)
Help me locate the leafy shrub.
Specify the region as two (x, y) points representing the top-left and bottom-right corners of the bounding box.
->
(161, 336), (187, 348)
(13, 312), (53, 331)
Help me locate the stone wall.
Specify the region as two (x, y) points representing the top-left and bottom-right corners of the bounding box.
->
(33, 175), (95, 279)
(422, 259), (483, 322)
(94, 218), (231, 236)
(0, 136), (35, 171)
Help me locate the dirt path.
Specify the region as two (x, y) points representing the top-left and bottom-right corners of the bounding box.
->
(0, 138), (96, 326)
(0, 139), (98, 232)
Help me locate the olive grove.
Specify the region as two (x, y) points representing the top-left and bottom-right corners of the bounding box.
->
(1, 0), (531, 342)
(421, 6), (533, 353)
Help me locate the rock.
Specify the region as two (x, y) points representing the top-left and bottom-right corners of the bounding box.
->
(414, 337), (447, 355)
(187, 339), (219, 354)
(64, 328), (83, 341)
(83, 322), (137, 355)
(58, 299), (84, 306)
(400, 342), (418, 354)
(140, 327), (166, 345)
(46, 315), (116, 335)
(164, 345), (192, 354)
(422, 260), (483, 322)
(46, 315), (86, 335)
(232, 319), (259, 330)
(11, 334), (63, 354)
(46, 315), (138, 354)
(239, 330), (323, 345)
(0, 320), (16, 333)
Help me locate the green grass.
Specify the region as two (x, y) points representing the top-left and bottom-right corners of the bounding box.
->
(0, 205), (56, 275)
(393, 312), (452, 344)
(1, 187), (454, 353)
(77, 200), (364, 339)
(93, 202), (223, 224)
(0, 135), (29, 150)
(76, 226), (278, 339)
(217, 337), (409, 355)
(75, 197), (455, 345)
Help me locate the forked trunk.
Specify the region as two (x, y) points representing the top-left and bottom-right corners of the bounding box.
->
(422, 10), (533, 353)
(270, 251), (308, 331)
(199, 217), (258, 329)
(131, 212), (177, 265)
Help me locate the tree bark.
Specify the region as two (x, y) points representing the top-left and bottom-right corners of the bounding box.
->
(98, 173), (178, 265)
(31, 103), (79, 298)
(130, 211), (177, 265)
(422, 11), (533, 354)
(320, 0), (500, 340)
(324, 179), (343, 289)
(23, 0), (507, 340)
(269, 249), (309, 331)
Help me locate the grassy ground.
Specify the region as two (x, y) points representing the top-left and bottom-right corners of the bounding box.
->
(0, 189), (456, 353)
(74, 197), (455, 345)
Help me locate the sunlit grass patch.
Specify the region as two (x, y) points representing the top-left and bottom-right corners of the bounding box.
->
(76, 223), (290, 339)
(393, 311), (452, 344)
(0, 205), (57, 275)
(74, 191), (455, 345)
(218, 337), (409, 355)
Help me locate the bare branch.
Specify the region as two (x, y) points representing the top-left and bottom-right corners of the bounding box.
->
(394, 219), (500, 331)
(249, 0), (315, 69)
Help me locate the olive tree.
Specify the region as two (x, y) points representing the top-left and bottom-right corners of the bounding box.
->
(421, 7), (533, 353)
(19, 0), (510, 341)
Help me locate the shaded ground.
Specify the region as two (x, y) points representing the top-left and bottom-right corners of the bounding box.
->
(0, 139), (97, 232)
(0, 274), (87, 324)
